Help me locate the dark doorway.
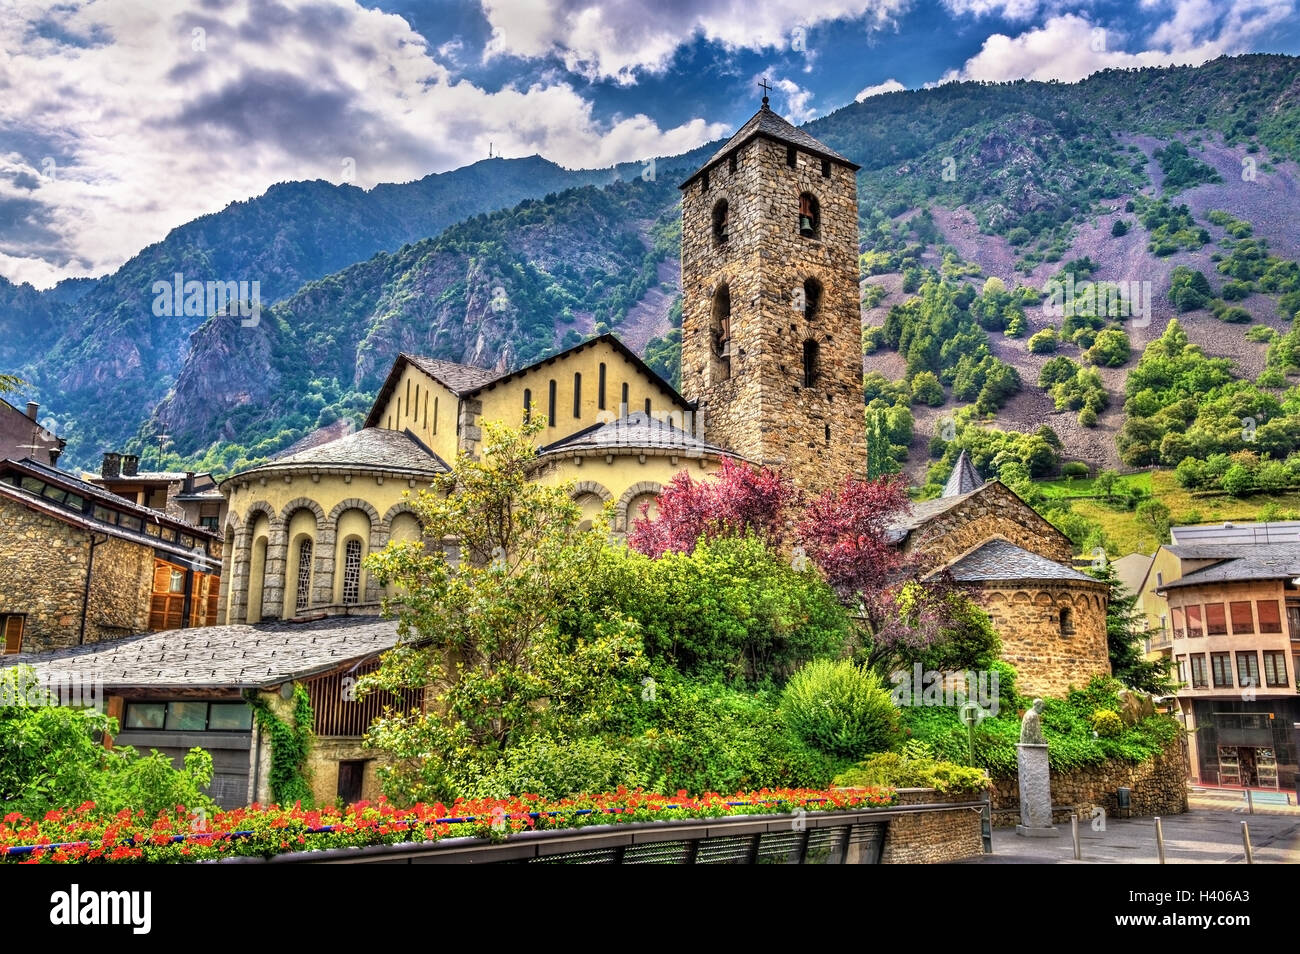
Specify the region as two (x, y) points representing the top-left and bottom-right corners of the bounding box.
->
(337, 760), (365, 806)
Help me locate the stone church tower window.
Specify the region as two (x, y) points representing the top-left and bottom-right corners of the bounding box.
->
(677, 94), (865, 491)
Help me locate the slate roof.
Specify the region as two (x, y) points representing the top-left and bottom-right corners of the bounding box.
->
(682, 103), (859, 186)
(0, 616), (401, 690)
(233, 428), (449, 481)
(404, 355), (499, 395)
(943, 539), (1099, 584)
(1158, 544), (1300, 591)
(363, 334), (691, 430)
(0, 458), (218, 568)
(942, 450), (985, 498)
(885, 488), (977, 541)
(538, 411), (733, 458)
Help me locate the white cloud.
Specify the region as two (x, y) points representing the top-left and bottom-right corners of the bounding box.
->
(0, 0), (728, 288)
(938, 9), (1276, 85)
(855, 77), (905, 100)
(773, 77), (819, 122)
(480, 0), (911, 84)
(941, 0), (1041, 19)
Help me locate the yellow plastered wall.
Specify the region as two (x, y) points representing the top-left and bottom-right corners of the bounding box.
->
(372, 364), (460, 464)
(532, 452), (720, 532)
(472, 340), (690, 450)
(223, 472), (437, 623)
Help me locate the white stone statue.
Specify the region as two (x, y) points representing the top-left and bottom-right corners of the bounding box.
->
(1020, 698), (1045, 745)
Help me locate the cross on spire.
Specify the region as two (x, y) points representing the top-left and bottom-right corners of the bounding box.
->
(759, 78), (771, 108)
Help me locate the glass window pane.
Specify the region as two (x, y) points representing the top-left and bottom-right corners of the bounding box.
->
(1186, 605), (1204, 637)
(124, 703), (166, 730)
(1237, 652), (1260, 688)
(1258, 600), (1282, 633)
(1171, 607), (1185, 638)
(1205, 603), (1227, 635)
(207, 703), (252, 731)
(1230, 601), (1254, 634)
(165, 701), (208, 731)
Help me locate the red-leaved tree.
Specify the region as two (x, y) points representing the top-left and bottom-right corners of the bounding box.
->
(795, 476), (909, 602)
(627, 456), (799, 558)
(628, 460), (983, 671)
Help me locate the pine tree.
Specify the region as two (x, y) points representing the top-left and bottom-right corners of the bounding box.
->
(1088, 562), (1176, 694)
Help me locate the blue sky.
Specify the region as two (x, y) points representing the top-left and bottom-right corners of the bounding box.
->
(1, 0), (1297, 288)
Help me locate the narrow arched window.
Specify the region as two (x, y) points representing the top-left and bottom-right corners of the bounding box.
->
(802, 339), (819, 388)
(342, 539), (362, 605)
(573, 372), (582, 418)
(295, 540), (313, 612)
(1060, 607), (1075, 636)
(712, 199), (729, 245)
(711, 284), (732, 381)
(803, 278), (822, 319)
(523, 388), (531, 424)
(548, 379), (557, 427)
(799, 193), (820, 238)
(621, 382), (629, 413)
(598, 363), (607, 409)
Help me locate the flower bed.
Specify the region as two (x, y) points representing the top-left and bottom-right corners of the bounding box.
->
(0, 787), (896, 864)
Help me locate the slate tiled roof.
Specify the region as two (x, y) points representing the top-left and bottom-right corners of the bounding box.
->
(404, 355), (499, 395)
(539, 411), (733, 458)
(884, 489), (977, 541)
(683, 104), (859, 186)
(237, 428), (448, 479)
(1159, 544), (1300, 591)
(0, 616), (401, 689)
(944, 539), (1099, 584)
(942, 450), (985, 498)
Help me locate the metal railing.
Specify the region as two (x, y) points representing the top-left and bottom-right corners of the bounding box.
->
(217, 800), (986, 865)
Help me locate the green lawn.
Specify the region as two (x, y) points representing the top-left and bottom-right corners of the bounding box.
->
(1037, 471), (1152, 500)
(1036, 470), (1300, 556)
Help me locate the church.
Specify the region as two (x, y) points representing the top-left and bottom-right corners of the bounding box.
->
(216, 98), (1110, 698)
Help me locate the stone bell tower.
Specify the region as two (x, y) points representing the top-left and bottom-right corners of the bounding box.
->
(678, 91), (865, 493)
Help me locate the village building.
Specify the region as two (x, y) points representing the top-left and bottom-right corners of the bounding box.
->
(0, 457), (222, 653)
(1, 616), (412, 808)
(0, 397), (64, 466)
(1132, 521), (1300, 791)
(90, 452), (227, 532)
(889, 451), (1111, 698)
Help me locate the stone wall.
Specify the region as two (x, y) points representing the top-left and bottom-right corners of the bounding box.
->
(680, 127), (865, 495)
(904, 482), (1074, 566)
(308, 737), (386, 807)
(990, 737), (1188, 827)
(878, 788), (987, 864)
(979, 580), (1111, 698)
(0, 496), (153, 652)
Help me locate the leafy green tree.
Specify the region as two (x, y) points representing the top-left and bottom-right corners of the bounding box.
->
(0, 668), (215, 819)
(359, 418), (646, 803)
(1086, 328), (1131, 367)
(1094, 469), (1120, 502)
(1027, 328), (1058, 353)
(910, 370), (945, 407)
(1135, 499), (1171, 544)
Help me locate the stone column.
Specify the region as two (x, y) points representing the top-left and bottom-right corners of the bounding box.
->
(226, 531), (250, 624)
(314, 526), (337, 607)
(1016, 743), (1057, 836)
(261, 523), (288, 620)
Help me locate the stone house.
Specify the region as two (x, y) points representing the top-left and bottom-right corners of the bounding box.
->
(90, 452), (227, 532)
(0, 397), (64, 466)
(0, 456), (222, 653)
(890, 451), (1112, 699)
(1, 616), (413, 808)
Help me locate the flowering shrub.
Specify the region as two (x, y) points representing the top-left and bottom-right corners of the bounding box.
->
(0, 787), (895, 864)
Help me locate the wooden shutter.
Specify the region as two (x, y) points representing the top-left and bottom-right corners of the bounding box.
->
(3, 616), (23, 654)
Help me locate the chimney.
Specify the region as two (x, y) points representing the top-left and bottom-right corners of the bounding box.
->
(25, 402), (38, 421)
(184, 471), (195, 493)
(122, 454), (140, 477)
(101, 452), (121, 478)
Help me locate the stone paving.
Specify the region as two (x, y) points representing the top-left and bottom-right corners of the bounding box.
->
(960, 809), (1300, 863)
